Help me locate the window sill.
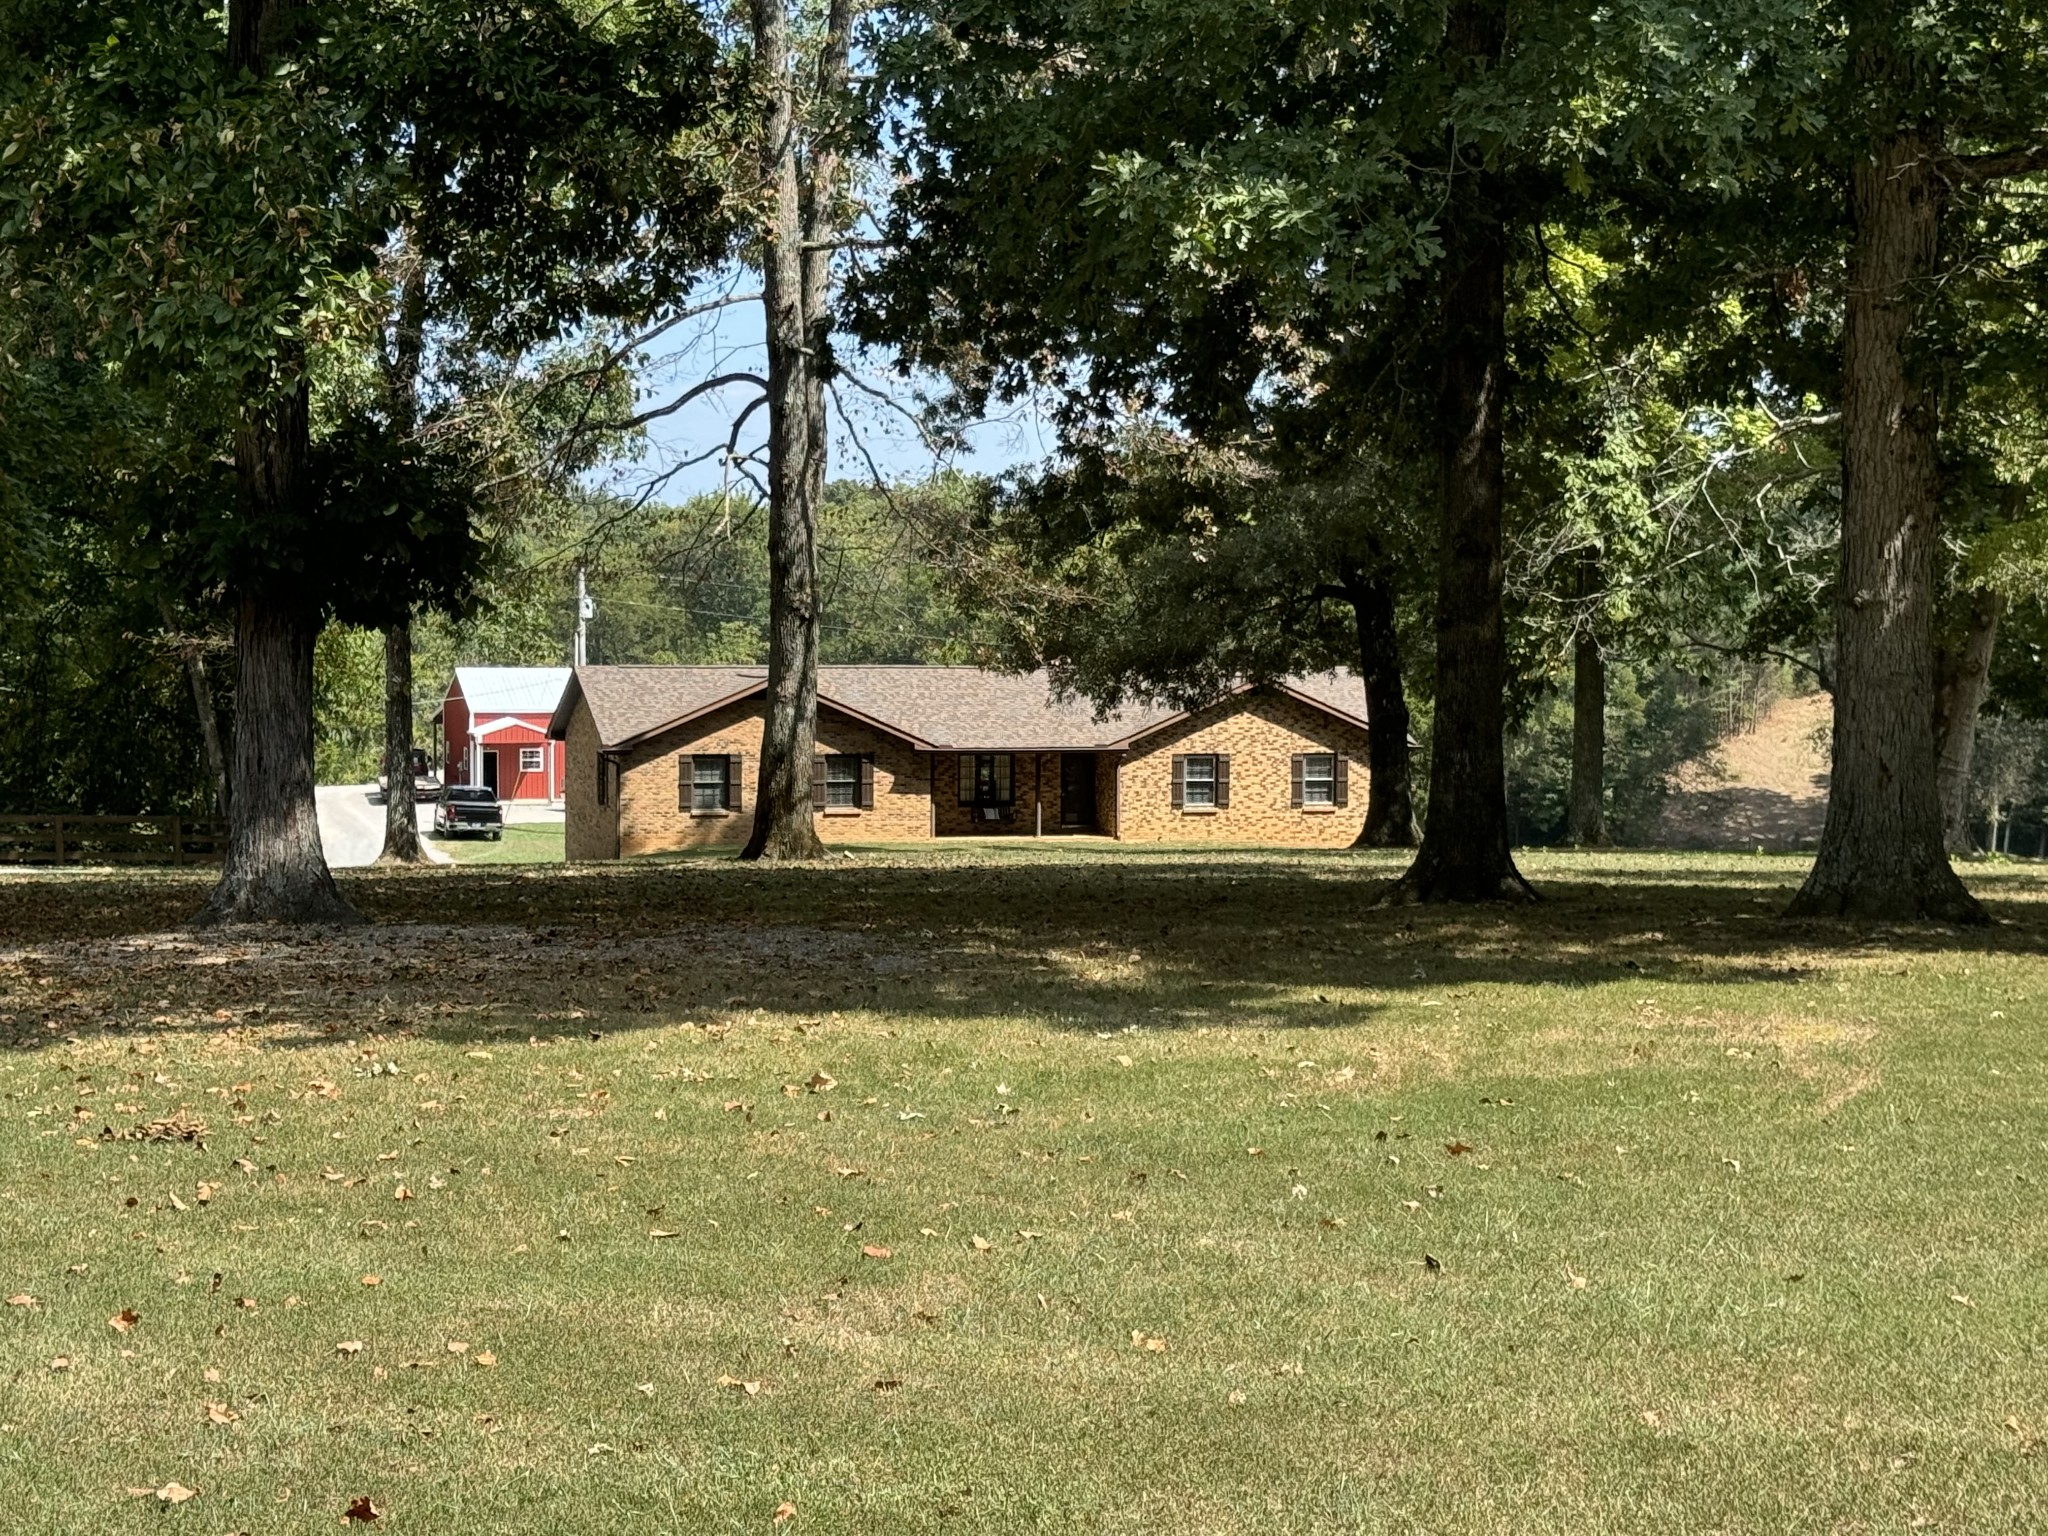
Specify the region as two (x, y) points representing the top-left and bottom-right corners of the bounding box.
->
(821, 807), (863, 817)
(1178, 806), (1219, 816)
(1299, 805), (1337, 814)
(690, 809), (733, 819)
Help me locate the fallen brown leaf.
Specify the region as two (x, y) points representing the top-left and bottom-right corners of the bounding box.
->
(344, 1495), (382, 1523)
(774, 1501), (797, 1523)
(156, 1482), (197, 1505)
(109, 1307), (139, 1333)
(860, 1244), (893, 1260)
(205, 1402), (238, 1425)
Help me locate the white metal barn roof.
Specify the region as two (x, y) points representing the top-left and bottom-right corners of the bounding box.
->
(451, 666), (573, 718)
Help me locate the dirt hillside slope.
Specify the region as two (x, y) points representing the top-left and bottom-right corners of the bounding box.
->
(1656, 691), (1832, 851)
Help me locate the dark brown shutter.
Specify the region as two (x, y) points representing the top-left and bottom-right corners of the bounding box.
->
(1170, 755), (1185, 808)
(1333, 755), (1350, 808)
(679, 756), (690, 811)
(860, 755), (876, 810)
(1290, 754), (1305, 808)
(597, 754), (607, 807)
(1215, 754), (1231, 808)
(810, 756), (828, 810)
(729, 753), (746, 813)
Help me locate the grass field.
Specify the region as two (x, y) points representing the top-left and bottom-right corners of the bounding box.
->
(1, 845), (2043, 1534)
(429, 820), (565, 866)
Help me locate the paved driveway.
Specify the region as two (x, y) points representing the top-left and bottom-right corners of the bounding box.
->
(316, 784), (443, 869)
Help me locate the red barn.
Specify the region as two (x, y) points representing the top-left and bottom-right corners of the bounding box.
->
(436, 667), (572, 803)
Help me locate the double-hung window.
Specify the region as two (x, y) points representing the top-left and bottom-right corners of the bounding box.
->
(691, 755), (731, 813)
(520, 746), (544, 775)
(1182, 754), (1218, 807)
(824, 754), (862, 809)
(1301, 753), (1335, 806)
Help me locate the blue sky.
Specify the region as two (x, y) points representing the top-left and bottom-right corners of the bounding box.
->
(588, 279), (1059, 508)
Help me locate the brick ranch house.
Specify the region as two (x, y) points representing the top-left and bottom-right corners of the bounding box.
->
(547, 664), (1376, 859)
(436, 666), (571, 804)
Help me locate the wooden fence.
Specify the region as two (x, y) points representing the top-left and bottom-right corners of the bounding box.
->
(0, 815), (227, 868)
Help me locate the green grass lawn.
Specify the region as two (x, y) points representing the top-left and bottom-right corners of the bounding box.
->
(1, 847), (2043, 1533)
(429, 820), (564, 866)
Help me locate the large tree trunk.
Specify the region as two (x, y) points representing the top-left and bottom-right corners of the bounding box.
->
(197, 407), (358, 926)
(743, 0), (850, 862)
(378, 617), (423, 863)
(1567, 554), (1608, 846)
(1933, 584), (2003, 853)
(197, 0), (354, 923)
(1786, 126), (1982, 923)
(1343, 566), (1417, 847)
(1387, 0), (1532, 903)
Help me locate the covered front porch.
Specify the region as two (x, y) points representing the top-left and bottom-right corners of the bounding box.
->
(931, 750), (1119, 838)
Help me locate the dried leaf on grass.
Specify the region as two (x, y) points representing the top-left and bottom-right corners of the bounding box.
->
(101, 1112), (208, 1145)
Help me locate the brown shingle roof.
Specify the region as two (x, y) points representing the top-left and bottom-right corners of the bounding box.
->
(551, 664), (1369, 752)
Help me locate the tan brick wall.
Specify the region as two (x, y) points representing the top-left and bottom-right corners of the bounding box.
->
(1114, 690), (1372, 846)
(610, 699), (932, 857)
(562, 698), (620, 862)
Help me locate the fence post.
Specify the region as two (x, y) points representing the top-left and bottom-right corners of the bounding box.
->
(53, 817), (65, 867)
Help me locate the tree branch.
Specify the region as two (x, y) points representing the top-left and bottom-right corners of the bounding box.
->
(588, 372), (771, 434)
(1949, 144), (2048, 183)
(1685, 635), (1833, 694)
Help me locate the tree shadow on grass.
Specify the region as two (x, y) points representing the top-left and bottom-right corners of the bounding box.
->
(1, 850), (2043, 1055)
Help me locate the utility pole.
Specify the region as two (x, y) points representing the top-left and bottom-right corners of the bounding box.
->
(575, 567), (593, 667)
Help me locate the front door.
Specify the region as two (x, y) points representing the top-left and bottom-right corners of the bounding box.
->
(1060, 753), (1097, 828)
(482, 750), (500, 794)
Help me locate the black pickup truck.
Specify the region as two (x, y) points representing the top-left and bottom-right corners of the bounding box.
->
(432, 786), (503, 840)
